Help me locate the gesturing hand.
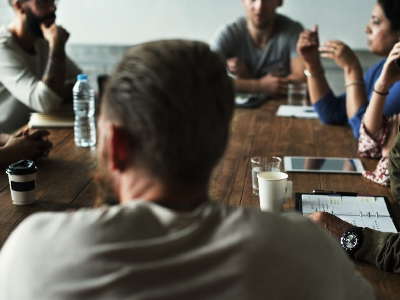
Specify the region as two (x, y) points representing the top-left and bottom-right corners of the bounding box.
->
(319, 40), (360, 72)
(297, 24), (320, 67)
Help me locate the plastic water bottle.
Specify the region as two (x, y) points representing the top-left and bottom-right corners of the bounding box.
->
(73, 74), (96, 147)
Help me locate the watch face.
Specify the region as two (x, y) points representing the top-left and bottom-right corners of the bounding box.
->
(342, 233), (358, 250)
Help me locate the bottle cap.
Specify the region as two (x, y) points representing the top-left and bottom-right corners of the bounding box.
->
(6, 160), (38, 176)
(77, 74), (88, 81)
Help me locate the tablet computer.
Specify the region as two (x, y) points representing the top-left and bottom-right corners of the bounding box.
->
(283, 156), (365, 174)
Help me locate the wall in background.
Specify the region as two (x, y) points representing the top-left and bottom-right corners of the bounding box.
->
(1, 0), (376, 49)
(0, 0), (382, 93)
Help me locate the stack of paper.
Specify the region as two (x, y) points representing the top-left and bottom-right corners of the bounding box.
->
(29, 112), (74, 128)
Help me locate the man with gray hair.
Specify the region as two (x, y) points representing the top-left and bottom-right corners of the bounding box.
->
(0, 0), (81, 133)
(0, 40), (376, 299)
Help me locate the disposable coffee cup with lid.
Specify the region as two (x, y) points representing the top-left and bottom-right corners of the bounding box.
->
(6, 160), (38, 205)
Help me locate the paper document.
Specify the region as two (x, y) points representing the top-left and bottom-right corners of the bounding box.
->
(276, 105), (318, 119)
(301, 194), (397, 233)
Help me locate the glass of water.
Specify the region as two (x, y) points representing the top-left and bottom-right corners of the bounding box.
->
(288, 82), (308, 106)
(251, 156), (282, 196)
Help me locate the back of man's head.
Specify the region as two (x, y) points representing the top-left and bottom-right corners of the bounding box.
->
(102, 40), (234, 186)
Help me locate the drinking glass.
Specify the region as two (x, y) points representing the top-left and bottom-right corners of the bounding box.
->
(251, 156), (282, 196)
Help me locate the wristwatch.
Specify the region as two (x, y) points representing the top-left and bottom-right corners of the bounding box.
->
(340, 227), (363, 258)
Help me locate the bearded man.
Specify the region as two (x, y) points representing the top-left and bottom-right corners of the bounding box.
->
(0, 0), (81, 133)
(211, 0), (305, 97)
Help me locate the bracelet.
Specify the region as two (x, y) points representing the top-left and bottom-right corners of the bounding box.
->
(373, 88), (389, 96)
(345, 81), (365, 88)
(304, 69), (325, 78)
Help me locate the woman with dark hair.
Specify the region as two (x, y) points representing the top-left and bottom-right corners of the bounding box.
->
(297, 0), (400, 186)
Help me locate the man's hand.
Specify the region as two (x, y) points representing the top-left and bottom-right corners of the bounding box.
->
(306, 211), (353, 241)
(257, 73), (289, 96)
(2, 130), (53, 164)
(40, 23), (70, 49)
(227, 57), (250, 79)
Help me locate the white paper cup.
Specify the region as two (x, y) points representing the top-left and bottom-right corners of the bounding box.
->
(257, 171), (292, 212)
(6, 160), (38, 205)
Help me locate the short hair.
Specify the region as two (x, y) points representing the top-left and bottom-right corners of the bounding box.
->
(378, 0), (400, 31)
(9, 0), (28, 6)
(102, 40), (234, 186)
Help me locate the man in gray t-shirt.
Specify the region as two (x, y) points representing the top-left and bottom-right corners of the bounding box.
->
(211, 0), (305, 96)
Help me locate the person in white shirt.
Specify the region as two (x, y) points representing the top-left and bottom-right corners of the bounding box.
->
(0, 0), (81, 133)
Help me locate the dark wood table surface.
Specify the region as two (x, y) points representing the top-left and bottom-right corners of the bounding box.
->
(0, 98), (399, 299)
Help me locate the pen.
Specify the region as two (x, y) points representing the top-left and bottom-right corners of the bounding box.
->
(312, 190), (358, 196)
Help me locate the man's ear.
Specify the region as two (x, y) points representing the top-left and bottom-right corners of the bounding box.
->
(13, 0), (25, 13)
(108, 125), (131, 173)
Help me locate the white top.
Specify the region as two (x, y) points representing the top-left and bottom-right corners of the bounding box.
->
(0, 25), (81, 133)
(0, 200), (375, 300)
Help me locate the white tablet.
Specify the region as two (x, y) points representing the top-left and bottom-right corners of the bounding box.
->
(284, 156), (365, 174)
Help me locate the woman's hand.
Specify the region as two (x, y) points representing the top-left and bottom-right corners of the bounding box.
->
(376, 42), (400, 91)
(297, 24), (321, 69)
(319, 40), (361, 73)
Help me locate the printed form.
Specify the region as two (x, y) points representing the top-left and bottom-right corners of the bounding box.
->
(301, 194), (397, 233)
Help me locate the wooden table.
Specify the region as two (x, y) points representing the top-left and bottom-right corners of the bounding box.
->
(0, 98), (399, 299)
(209, 98), (400, 300)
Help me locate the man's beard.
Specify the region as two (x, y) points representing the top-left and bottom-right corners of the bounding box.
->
(94, 147), (120, 207)
(252, 18), (272, 30)
(25, 6), (56, 38)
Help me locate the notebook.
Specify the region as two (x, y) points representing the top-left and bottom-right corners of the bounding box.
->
(28, 112), (74, 128)
(295, 193), (398, 233)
